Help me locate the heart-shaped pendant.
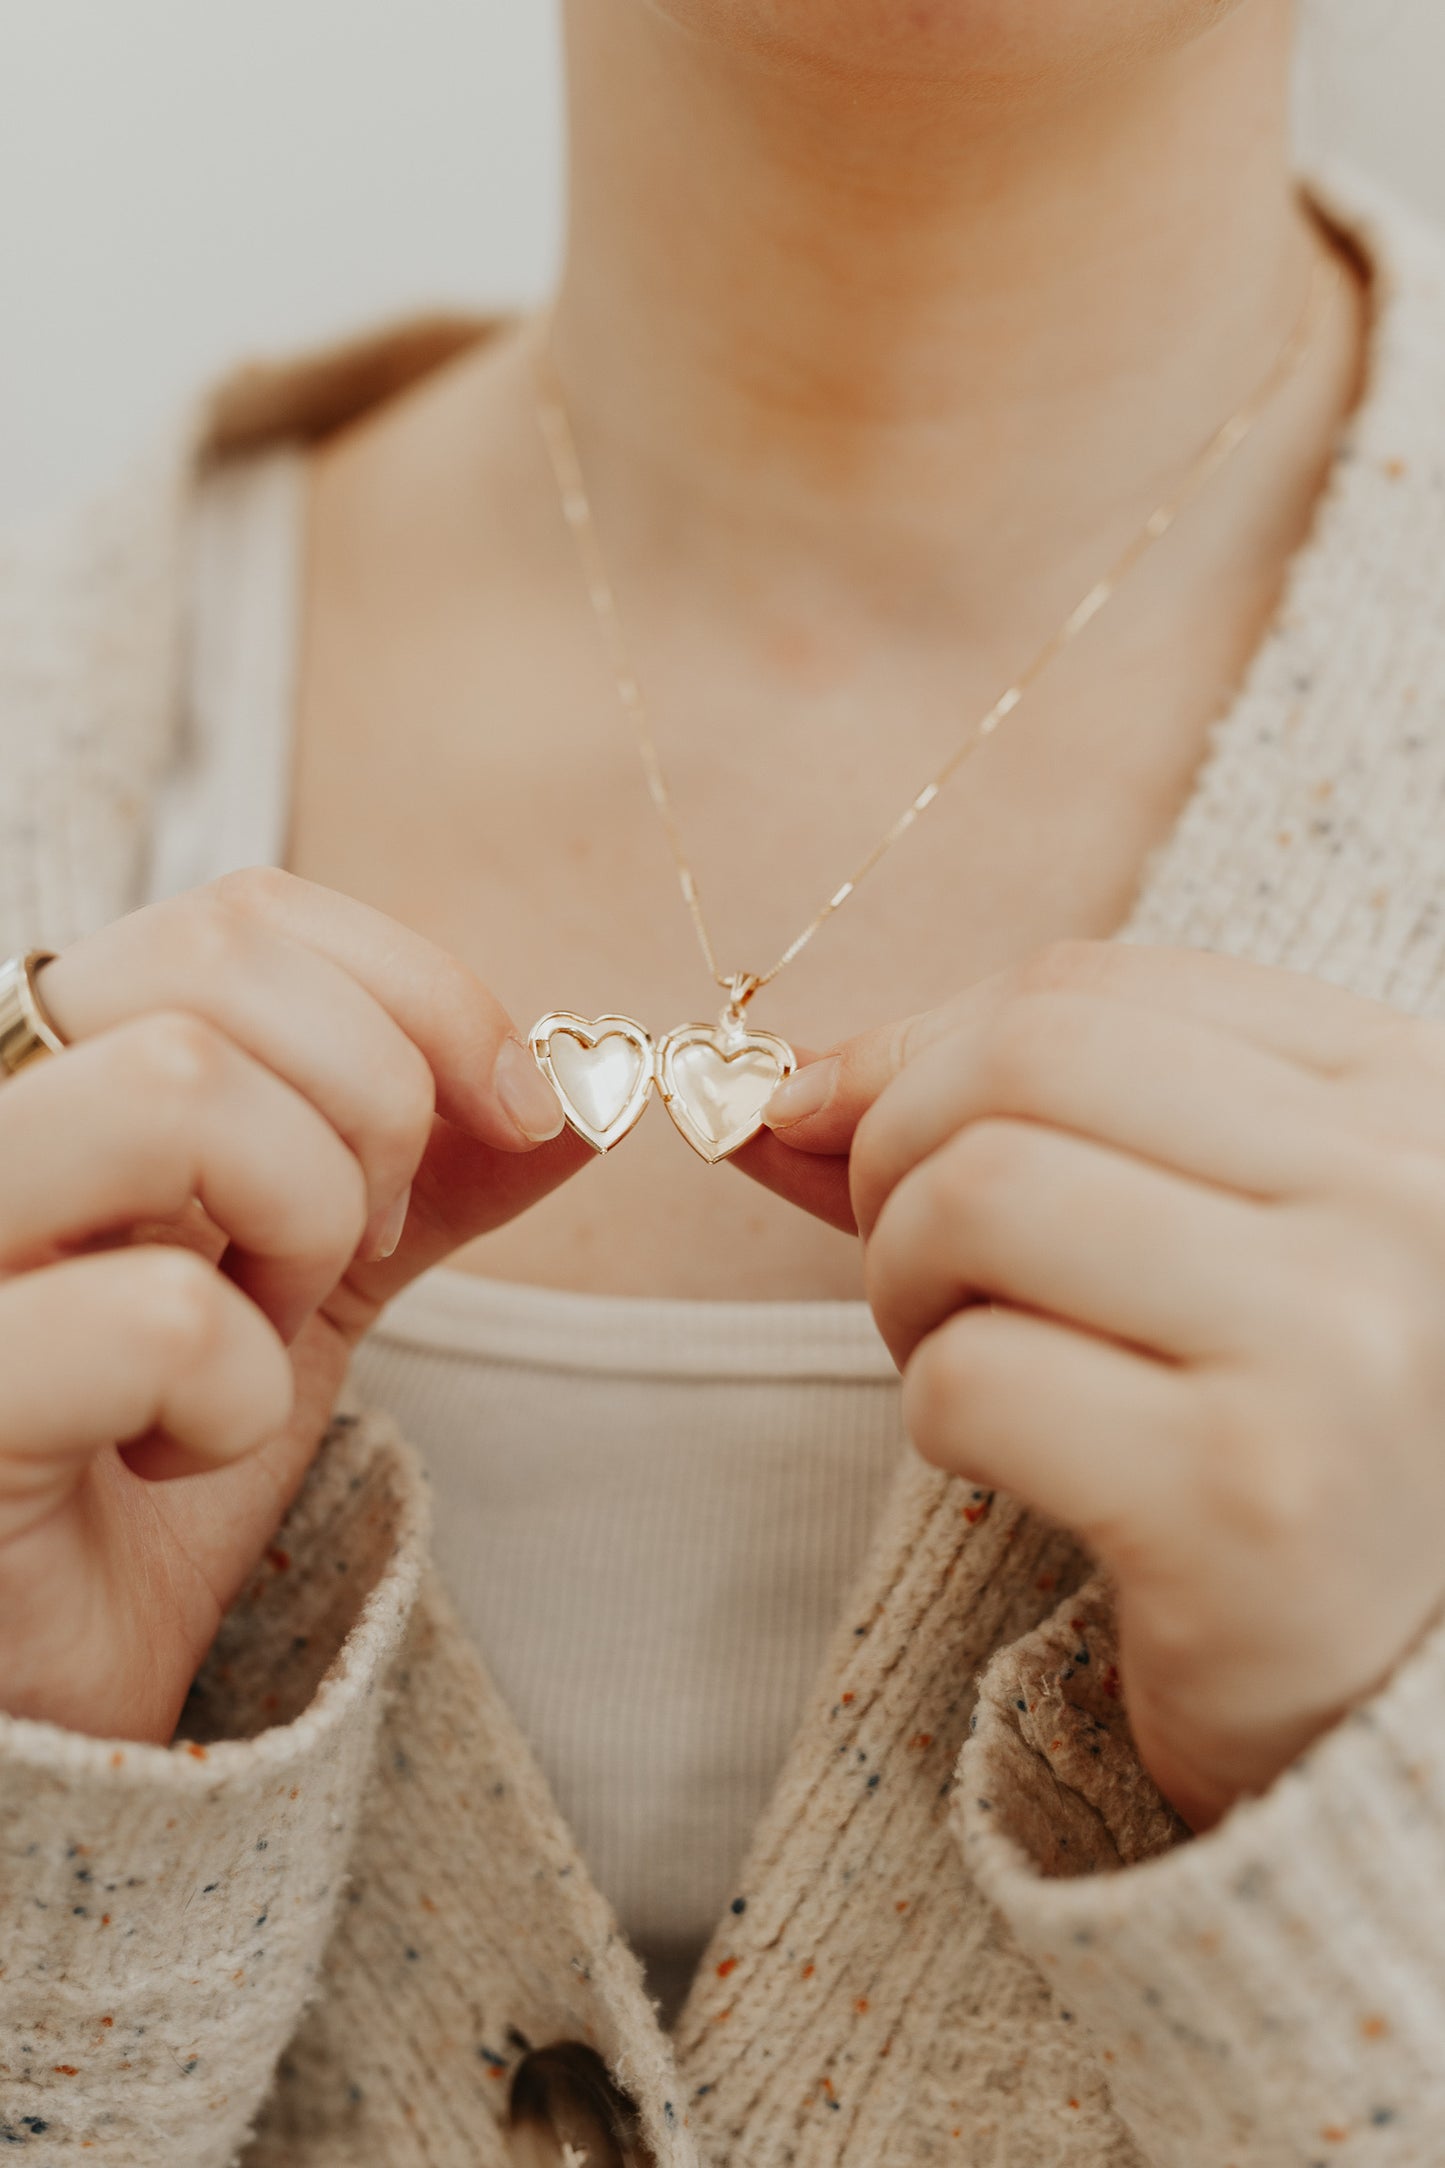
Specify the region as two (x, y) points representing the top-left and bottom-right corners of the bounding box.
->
(528, 1013), (656, 1153)
(656, 1019), (796, 1164)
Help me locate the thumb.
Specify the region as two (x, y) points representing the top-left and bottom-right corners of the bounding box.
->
(338, 1114), (594, 1327)
(759, 1008), (940, 1156)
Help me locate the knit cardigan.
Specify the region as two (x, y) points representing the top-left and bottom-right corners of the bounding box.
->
(3, 165), (1445, 2168)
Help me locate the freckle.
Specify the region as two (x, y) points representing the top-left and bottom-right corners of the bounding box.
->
(1385, 457), (1407, 478)
(100, 2016), (113, 2028)
(1369, 887), (1389, 909)
(761, 619), (845, 690)
(100, 1915), (111, 1927)
(1276, 829), (1295, 848)
(1312, 777), (1335, 804)
(1197, 1931), (1220, 1955)
(1320, 2125), (1349, 2142)
(109, 1750), (124, 1769)
(802, 1963), (816, 1980)
(1067, 2097), (1081, 2110)
(855, 1997), (869, 2015)
(895, 1899), (910, 1913)
(420, 1895), (438, 1914)
(1361, 2013), (1389, 2039)
(185, 1745), (208, 1762)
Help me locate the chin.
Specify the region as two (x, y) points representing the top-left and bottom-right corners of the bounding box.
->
(640, 0), (1260, 91)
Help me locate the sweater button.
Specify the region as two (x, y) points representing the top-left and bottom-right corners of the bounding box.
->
(506, 2041), (654, 2167)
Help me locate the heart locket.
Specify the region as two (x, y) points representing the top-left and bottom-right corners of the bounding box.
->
(528, 1013), (657, 1154)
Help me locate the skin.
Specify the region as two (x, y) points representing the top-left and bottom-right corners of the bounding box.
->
(3, 1), (1437, 1835)
(758, 943), (1445, 1829)
(288, 0), (1359, 1298)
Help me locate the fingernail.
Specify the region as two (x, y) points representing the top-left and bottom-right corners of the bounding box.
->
(763, 1055), (839, 1129)
(375, 1182), (411, 1260)
(494, 1034), (567, 1143)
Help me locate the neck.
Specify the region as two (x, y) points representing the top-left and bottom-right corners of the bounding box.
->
(550, 2), (1317, 603)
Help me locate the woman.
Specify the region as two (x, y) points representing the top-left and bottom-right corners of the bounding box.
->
(3, 0), (1445, 2160)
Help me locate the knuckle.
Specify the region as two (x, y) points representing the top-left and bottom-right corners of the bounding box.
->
(170, 888), (260, 979)
(1414, 1017), (1445, 1084)
(417, 947), (494, 1043)
(850, 1100), (889, 1218)
(329, 1149), (373, 1253)
(901, 1319), (982, 1464)
(1201, 1425), (1319, 1551)
(128, 1010), (230, 1100)
(128, 1247), (227, 1366)
(206, 863), (299, 922)
(979, 996), (1072, 1105)
(1013, 938), (1103, 1000)
(369, 1043), (436, 1160)
(938, 1118), (1034, 1214)
(1191, 1355), (1347, 1558)
(1395, 1014), (1445, 1078)
(1333, 1283), (1437, 1407)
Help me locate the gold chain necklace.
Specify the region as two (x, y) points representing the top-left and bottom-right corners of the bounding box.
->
(527, 252), (1335, 1162)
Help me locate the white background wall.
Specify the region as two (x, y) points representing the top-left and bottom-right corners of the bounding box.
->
(1, 1), (1440, 528)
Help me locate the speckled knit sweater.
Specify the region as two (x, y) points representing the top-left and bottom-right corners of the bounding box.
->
(3, 165), (1445, 2167)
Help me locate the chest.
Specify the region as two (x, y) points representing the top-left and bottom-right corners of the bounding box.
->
(284, 478), (1288, 1301)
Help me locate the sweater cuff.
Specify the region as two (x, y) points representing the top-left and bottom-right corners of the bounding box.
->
(0, 1401), (429, 2166)
(957, 1571), (1445, 2164)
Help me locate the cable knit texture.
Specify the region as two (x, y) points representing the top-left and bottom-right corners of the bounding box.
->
(2, 166), (1445, 2164)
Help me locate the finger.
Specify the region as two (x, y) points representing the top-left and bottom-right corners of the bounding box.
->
(36, 871), (565, 1236)
(333, 1112), (599, 1324)
(846, 988), (1337, 1242)
(865, 1117), (1279, 1369)
(728, 1124), (857, 1233)
(990, 941), (1396, 1070)
(762, 940), (1392, 1158)
(726, 1038), (858, 1232)
(201, 867), (568, 1141)
(0, 1014), (371, 1341)
(0, 1246), (294, 1538)
(902, 1299), (1187, 1544)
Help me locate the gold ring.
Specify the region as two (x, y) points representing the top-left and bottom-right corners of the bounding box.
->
(0, 950), (69, 1077)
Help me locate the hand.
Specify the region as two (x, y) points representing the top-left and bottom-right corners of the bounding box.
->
(0, 868), (591, 1743)
(756, 940), (1445, 1831)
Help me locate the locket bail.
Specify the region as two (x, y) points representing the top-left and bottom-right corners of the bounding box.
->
(720, 970), (763, 1031)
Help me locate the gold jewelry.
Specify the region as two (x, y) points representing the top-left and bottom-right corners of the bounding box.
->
(528, 1012), (656, 1154)
(529, 248), (1337, 1160)
(0, 949), (68, 1077)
